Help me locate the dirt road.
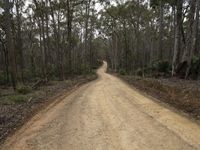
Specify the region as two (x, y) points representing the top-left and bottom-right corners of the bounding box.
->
(2, 62), (200, 150)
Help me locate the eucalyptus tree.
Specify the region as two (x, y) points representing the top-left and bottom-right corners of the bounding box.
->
(3, 0), (17, 90)
(15, 0), (25, 82)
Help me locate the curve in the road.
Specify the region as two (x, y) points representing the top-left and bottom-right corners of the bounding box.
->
(2, 61), (200, 150)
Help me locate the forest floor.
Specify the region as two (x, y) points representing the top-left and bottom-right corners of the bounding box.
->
(1, 62), (200, 150)
(117, 75), (200, 120)
(0, 74), (97, 144)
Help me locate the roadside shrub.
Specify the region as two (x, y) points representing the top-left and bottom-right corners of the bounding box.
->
(23, 69), (33, 80)
(80, 64), (91, 74)
(143, 67), (153, 75)
(92, 60), (103, 69)
(119, 69), (126, 75)
(10, 95), (27, 103)
(152, 60), (171, 73)
(1, 94), (27, 104)
(17, 86), (31, 94)
(190, 56), (200, 79)
(135, 68), (143, 76)
(135, 61), (171, 77)
(48, 65), (58, 80)
(0, 73), (7, 85)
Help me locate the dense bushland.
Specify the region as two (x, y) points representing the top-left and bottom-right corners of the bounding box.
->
(0, 0), (104, 90)
(99, 0), (200, 79)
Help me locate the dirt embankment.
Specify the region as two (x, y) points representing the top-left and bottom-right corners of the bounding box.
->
(0, 75), (97, 144)
(118, 75), (200, 120)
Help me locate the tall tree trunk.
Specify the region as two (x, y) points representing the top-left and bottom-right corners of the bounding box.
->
(16, 0), (24, 83)
(4, 0), (17, 90)
(29, 16), (36, 77)
(89, 8), (95, 72)
(57, 8), (65, 80)
(172, 0), (183, 76)
(84, 0), (91, 67)
(0, 40), (9, 84)
(45, 0), (51, 67)
(67, 0), (73, 75)
(158, 0), (164, 60)
(123, 22), (128, 73)
(135, 0), (140, 70)
(41, 14), (48, 81)
(181, 0), (196, 78)
(194, 0), (200, 55)
(49, 0), (62, 80)
(38, 18), (45, 78)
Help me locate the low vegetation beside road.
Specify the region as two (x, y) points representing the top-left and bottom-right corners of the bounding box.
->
(118, 75), (200, 120)
(0, 74), (97, 143)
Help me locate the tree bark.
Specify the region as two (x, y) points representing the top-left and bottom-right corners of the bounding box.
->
(194, 0), (200, 55)
(158, 0), (164, 60)
(181, 0), (196, 78)
(67, 0), (73, 75)
(172, 0), (183, 76)
(4, 0), (17, 90)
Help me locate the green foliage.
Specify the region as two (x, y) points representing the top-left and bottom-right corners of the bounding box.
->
(151, 60), (171, 73)
(118, 68), (126, 75)
(0, 0), (4, 8)
(9, 95), (27, 103)
(92, 60), (103, 70)
(135, 68), (143, 76)
(150, 0), (176, 8)
(190, 56), (200, 79)
(0, 72), (6, 84)
(78, 60), (103, 75)
(47, 65), (58, 80)
(1, 94), (27, 104)
(23, 69), (34, 80)
(191, 56), (200, 70)
(134, 60), (171, 77)
(80, 64), (91, 74)
(150, 0), (160, 8)
(17, 86), (31, 94)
